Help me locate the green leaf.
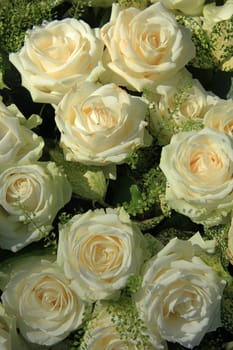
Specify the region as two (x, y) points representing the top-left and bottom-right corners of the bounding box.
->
(50, 147), (107, 204)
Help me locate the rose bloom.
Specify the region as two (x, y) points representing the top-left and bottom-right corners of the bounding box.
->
(150, 72), (217, 145)
(0, 304), (29, 350)
(159, 128), (233, 226)
(80, 303), (167, 350)
(100, 2), (195, 92)
(0, 162), (72, 252)
(134, 237), (226, 349)
(55, 81), (151, 166)
(57, 207), (146, 302)
(1, 258), (88, 346)
(204, 99), (233, 138)
(9, 18), (104, 105)
(0, 100), (44, 167)
(150, 0), (205, 15)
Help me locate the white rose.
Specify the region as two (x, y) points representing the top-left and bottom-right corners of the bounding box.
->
(1, 258), (88, 346)
(100, 3), (195, 92)
(10, 18), (104, 105)
(57, 207), (146, 302)
(150, 0), (205, 16)
(0, 100), (43, 167)
(150, 72), (217, 145)
(134, 237), (226, 349)
(0, 162), (72, 252)
(0, 304), (28, 350)
(203, 0), (233, 32)
(55, 81), (151, 166)
(159, 128), (233, 226)
(80, 303), (167, 350)
(204, 99), (233, 138)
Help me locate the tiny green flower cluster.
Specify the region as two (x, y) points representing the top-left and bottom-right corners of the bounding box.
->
(176, 15), (214, 69)
(118, 0), (150, 10)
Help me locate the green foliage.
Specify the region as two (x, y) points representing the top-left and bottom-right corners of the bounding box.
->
(62, 0), (89, 20)
(12, 196), (57, 253)
(177, 14), (233, 72)
(204, 223), (231, 269)
(49, 146), (107, 204)
(122, 165), (167, 222)
(197, 250), (232, 284)
(125, 139), (160, 177)
(210, 17), (233, 71)
(0, 0), (55, 55)
(125, 274), (142, 294)
(107, 296), (151, 350)
(221, 283), (233, 334)
(0, 0), (58, 89)
(117, 0), (150, 10)
(118, 139), (167, 225)
(176, 15), (214, 69)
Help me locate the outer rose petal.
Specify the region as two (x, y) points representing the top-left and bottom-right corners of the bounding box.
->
(159, 128), (233, 225)
(57, 207), (146, 301)
(0, 162), (72, 252)
(10, 18), (104, 105)
(100, 3), (195, 91)
(134, 238), (226, 348)
(55, 81), (151, 165)
(1, 258), (88, 346)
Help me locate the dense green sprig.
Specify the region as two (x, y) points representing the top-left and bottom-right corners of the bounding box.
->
(176, 15), (214, 69)
(204, 223), (231, 269)
(125, 139), (160, 177)
(210, 17), (233, 71)
(0, 0), (55, 54)
(122, 165), (167, 226)
(221, 283), (233, 334)
(107, 296), (151, 349)
(117, 0), (149, 9)
(61, 0), (89, 20)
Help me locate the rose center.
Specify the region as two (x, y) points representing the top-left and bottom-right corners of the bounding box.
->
(83, 103), (117, 130)
(81, 235), (122, 274)
(190, 151), (222, 174)
(6, 177), (31, 203)
(33, 277), (69, 310)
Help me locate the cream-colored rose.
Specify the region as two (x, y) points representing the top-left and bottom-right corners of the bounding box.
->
(1, 258), (88, 346)
(149, 73), (217, 145)
(150, 0), (205, 15)
(55, 81), (151, 166)
(80, 303), (167, 350)
(57, 207), (146, 302)
(203, 0), (233, 32)
(100, 3), (195, 92)
(0, 100), (44, 168)
(0, 162), (72, 252)
(159, 128), (233, 226)
(204, 99), (233, 138)
(135, 237), (226, 349)
(10, 18), (104, 105)
(0, 304), (29, 350)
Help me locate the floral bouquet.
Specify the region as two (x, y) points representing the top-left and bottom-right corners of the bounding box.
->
(0, 0), (233, 349)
